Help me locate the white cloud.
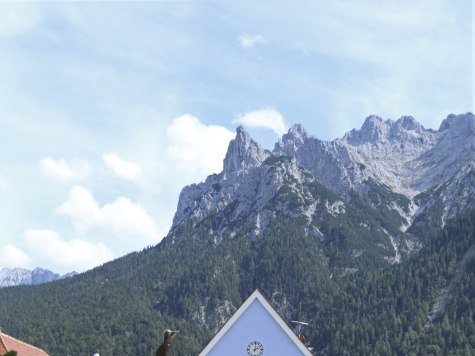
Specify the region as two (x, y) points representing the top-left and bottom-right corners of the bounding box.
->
(166, 114), (235, 178)
(102, 153), (143, 183)
(24, 229), (113, 272)
(239, 34), (268, 48)
(233, 108), (287, 136)
(56, 185), (159, 242)
(39, 157), (91, 183)
(0, 244), (31, 268)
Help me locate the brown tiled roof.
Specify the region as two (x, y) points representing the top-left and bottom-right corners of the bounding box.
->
(0, 331), (49, 356)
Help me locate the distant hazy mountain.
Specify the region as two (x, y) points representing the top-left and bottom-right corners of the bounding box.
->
(0, 267), (76, 287)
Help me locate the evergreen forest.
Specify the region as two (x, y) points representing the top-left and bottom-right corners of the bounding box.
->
(0, 209), (473, 355)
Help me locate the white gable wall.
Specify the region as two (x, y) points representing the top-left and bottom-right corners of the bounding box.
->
(203, 298), (308, 356)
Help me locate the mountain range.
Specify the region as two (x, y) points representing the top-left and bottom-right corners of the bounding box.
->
(176, 112), (474, 230)
(0, 113), (473, 355)
(172, 112), (473, 273)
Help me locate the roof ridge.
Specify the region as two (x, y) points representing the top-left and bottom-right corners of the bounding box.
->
(0, 331), (8, 352)
(0, 330), (48, 354)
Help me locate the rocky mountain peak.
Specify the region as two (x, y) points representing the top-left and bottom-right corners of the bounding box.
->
(439, 112), (474, 134)
(396, 115), (423, 132)
(413, 112), (475, 192)
(432, 113), (474, 157)
(223, 126), (270, 173)
(274, 123), (310, 151)
(360, 115), (389, 142)
(286, 123), (310, 142)
(363, 114), (384, 125)
(343, 115), (391, 145)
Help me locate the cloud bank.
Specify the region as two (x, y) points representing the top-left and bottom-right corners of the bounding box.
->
(103, 153), (143, 183)
(233, 108), (287, 136)
(166, 114), (235, 178)
(239, 34), (268, 48)
(0, 244), (31, 268)
(57, 185), (159, 242)
(39, 157), (91, 183)
(24, 229), (113, 271)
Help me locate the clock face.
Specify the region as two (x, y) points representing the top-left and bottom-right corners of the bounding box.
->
(247, 340), (264, 356)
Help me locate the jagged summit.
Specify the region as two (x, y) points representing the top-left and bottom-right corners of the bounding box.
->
(223, 126), (270, 173)
(396, 115), (423, 132)
(439, 112), (474, 133)
(343, 115), (387, 144)
(360, 114), (389, 142)
(288, 123), (308, 137)
(275, 123), (311, 151)
(413, 112), (475, 193)
(343, 114), (433, 145)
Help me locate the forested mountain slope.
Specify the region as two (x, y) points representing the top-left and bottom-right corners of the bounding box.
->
(0, 114), (473, 355)
(0, 210), (472, 355)
(312, 208), (475, 355)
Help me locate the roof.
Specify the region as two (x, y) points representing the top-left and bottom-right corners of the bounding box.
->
(200, 289), (313, 355)
(0, 330), (49, 356)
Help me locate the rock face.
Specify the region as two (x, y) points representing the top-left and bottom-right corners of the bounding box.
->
(173, 126), (271, 229)
(172, 113), (474, 241)
(222, 126), (271, 173)
(0, 267), (76, 288)
(276, 115), (436, 197)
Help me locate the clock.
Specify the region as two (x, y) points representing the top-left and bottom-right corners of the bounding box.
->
(247, 340), (264, 356)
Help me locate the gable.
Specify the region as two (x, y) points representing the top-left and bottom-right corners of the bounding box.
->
(200, 290), (312, 356)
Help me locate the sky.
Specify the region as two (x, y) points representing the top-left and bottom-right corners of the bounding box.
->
(0, 0), (472, 274)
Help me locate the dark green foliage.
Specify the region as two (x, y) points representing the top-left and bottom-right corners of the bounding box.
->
(408, 184), (447, 240)
(266, 176), (408, 273)
(263, 155), (293, 168)
(359, 178), (412, 229)
(366, 178), (411, 212)
(311, 209), (475, 354)
(0, 218), (328, 355)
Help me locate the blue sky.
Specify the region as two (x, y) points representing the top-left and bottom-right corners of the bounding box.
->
(0, 0), (472, 273)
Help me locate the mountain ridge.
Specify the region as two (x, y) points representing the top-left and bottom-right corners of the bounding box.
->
(173, 113), (474, 243)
